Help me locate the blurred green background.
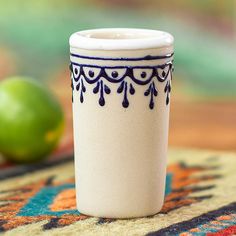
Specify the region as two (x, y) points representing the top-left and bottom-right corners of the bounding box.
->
(0, 0), (236, 152)
(0, 0), (235, 96)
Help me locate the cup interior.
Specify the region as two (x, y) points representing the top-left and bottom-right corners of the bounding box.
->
(70, 28), (174, 50)
(81, 29), (166, 40)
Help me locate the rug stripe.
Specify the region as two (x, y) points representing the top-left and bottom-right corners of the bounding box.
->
(147, 202), (236, 236)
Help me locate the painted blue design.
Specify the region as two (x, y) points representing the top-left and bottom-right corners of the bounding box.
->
(69, 52), (174, 108)
(164, 80), (171, 105)
(79, 79), (86, 103)
(165, 173), (172, 196)
(17, 184), (80, 217)
(129, 83), (135, 95)
(117, 81), (135, 108)
(70, 58), (173, 109)
(71, 62), (172, 70)
(70, 52), (174, 61)
(92, 80), (111, 106)
(144, 81), (158, 109)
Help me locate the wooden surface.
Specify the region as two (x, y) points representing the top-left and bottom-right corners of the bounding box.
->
(169, 100), (236, 151)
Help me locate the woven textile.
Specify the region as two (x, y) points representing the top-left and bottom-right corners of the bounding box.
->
(0, 149), (236, 235)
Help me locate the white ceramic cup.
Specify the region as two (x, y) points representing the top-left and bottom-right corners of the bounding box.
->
(69, 28), (174, 218)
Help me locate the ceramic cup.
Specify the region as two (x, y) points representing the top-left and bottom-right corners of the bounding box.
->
(69, 28), (174, 218)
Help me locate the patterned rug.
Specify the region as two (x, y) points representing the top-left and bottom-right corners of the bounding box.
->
(0, 149), (236, 236)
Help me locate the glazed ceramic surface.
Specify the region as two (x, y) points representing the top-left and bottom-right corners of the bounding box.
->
(69, 28), (174, 218)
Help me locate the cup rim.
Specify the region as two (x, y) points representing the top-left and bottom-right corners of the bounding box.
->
(69, 28), (174, 51)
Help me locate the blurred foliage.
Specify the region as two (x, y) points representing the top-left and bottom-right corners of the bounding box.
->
(0, 0), (235, 98)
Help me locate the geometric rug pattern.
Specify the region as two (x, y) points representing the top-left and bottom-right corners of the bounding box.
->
(0, 149), (236, 235)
